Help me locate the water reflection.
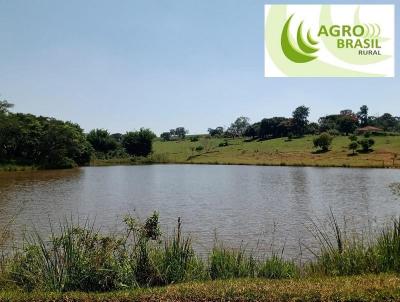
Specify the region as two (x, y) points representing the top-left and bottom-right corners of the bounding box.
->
(0, 165), (399, 258)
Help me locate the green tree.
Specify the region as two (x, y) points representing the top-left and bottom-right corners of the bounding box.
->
(39, 120), (92, 168)
(208, 127), (224, 137)
(313, 132), (333, 152)
(170, 127), (188, 139)
(244, 125), (257, 139)
(357, 105), (369, 127)
(292, 106), (309, 137)
(160, 132), (171, 141)
(228, 116), (250, 137)
(0, 100), (13, 114)
(87, 129), (118, 154)
(358, 138), (375, 152)
(337, 115), (358, 135)
(348, 141), (358, 155)
(122, 128), (156, 157)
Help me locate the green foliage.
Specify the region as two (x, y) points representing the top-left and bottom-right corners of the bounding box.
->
(189, 136), (199, 142)
(160, 132), (171, 141)
(169, 127), (188, 139)
(0, 113), (92, 168)
(258, 255), (298, 279)
(208, 127), (224, 137)
(87, 129), (118, 154)
(313, 133), (333, 152)
(10, 224), (133, 292)
(358, 138), (375, 152)
(357, 105), (369, 127)
(258, 117), (289, 139)
(122, 128), (156, 157)
(209, 247), (256, 279)
(292, 106), (309, 137)
(0, 100), (13, 114)
(337, 115), (358, 135)
(348, 141), (358, 154)
(195, 145), (204, 152)
(328, 129), (340, 136)
(218, 140), (229, 147)
(9, 213), (400, 293)
(227, 117), (250, 137)
(349, 135), (358, 142)
(154, 218), (205, 284)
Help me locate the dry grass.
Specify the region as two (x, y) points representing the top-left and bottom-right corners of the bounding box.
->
(1, 274), (400, 301)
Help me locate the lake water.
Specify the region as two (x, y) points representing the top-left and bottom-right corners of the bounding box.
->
(0, 165), (399, 258)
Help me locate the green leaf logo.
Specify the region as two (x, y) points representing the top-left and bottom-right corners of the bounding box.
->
(281, 14), (319, 63)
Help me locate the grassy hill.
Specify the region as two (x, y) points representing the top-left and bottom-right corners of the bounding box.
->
(151, 135), (400, 168)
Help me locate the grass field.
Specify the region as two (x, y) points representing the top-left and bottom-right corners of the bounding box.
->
(149, 135), (400, 168)
(1, 274), (400, 301)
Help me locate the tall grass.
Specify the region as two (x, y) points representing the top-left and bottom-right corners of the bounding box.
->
(308, 211), (400, 276)
(209, 246), (256, 279)
(4, 212), (400, 292)
(154, 218), (206, 284)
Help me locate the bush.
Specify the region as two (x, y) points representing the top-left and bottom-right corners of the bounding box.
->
(358, 138), (375, 152)
(218, 140), (229, 147)
(190, 136), (199, 142)
(195, 145), (204, 152)
(328, 129), (340, 136)
(122, 128), (156, 157)
(349, 135), (358, 142)
(313, 133), (333, 152)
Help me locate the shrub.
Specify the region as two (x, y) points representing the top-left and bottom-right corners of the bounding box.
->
(349, 135), (358, 142)
(348, 141), (358, 155)
(358, 138), (375, 152)
(122, 128), (156, 157)
(195, 145), (204, 152)
(328, 129), (340, 136)
(218, 140), (229, 147)
(190, 136), (199, 142)
(313, 133), (333, 152)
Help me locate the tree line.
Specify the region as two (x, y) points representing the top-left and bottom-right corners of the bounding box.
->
(0, 100), (155, 168)
(1, 100), (399, 169)
(202, 105), (400, 141)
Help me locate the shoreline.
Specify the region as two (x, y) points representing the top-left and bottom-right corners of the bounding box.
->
(90, 159), (400, 169)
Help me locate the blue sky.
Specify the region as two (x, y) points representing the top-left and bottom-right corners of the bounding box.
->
(0, 0), (398, 135)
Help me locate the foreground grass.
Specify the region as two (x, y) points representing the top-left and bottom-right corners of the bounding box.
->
(150, 135), (400, 168)
(1, 274), (400, 301)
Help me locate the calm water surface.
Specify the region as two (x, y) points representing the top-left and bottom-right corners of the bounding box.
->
(0, 165), (399, 258)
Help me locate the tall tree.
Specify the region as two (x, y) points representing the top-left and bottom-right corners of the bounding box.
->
(0, 100), (14, 114)
(292, 106), (310, 137)
(357, 105), (369, 127)
(228, 116), (250, 137)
